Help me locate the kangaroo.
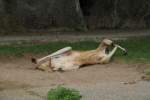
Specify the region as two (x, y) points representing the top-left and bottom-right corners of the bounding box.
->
(32, 39), (127, 71)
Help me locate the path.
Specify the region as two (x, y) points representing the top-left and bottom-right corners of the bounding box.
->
(0, 30), (150, 45)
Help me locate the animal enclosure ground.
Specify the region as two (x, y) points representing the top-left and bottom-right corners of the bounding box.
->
(0, 37), (150, 99)
(0, 57), (149, 100)
(0, 57), (144, 89)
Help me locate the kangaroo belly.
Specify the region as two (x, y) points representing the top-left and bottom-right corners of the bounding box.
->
(51, 52), (80, 70)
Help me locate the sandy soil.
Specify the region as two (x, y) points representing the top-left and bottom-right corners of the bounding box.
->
(0, 56), (144, 91)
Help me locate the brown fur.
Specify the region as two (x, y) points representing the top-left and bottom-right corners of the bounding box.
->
(32, 39), (127, 71)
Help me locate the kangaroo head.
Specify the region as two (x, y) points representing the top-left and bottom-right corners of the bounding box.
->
(102, 39), (113, 46)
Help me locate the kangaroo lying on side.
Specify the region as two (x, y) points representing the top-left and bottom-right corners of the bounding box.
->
(32, 39), (127, 71)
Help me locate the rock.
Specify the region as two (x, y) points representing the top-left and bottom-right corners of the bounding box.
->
(1, 0), (150, 33)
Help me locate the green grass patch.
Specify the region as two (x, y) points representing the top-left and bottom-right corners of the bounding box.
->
(114, 37), (150, 63)
(47, 86), (81, 100)
(0, 41), (98, 56)
(0, 37), (150, 63)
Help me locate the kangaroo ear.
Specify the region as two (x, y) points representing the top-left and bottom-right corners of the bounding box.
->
(31, 58), (37, 64)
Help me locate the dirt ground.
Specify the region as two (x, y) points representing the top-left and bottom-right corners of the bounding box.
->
(0, 56), (145, 91)
(0, 56), (150, 100)
(0, 30), (150, 100)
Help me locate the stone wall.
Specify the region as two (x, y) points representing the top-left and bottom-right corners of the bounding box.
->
(1, 0), (150, 33)
(87, 0), (150, 29)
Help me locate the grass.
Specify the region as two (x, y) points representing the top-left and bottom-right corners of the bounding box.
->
(114, 37), (150, 63)
(0, 41), (98, 56)
(47, 86), (81, 100)
(0, 37), (150, 63)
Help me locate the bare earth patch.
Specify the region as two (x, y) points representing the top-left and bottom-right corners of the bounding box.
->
(0, 57), (143, 90)
(0, 56), (150, 100)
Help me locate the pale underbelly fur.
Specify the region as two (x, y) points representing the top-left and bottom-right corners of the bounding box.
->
(51, 52), (80, 70)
